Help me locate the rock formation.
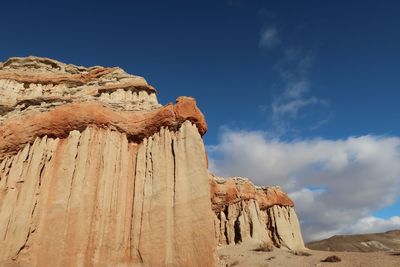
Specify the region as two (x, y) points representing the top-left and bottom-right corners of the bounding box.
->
(0, 57), (214, 267)
(210, 175), (305, 251)
(0, 56), (305, 267)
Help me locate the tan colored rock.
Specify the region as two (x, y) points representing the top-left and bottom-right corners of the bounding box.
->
(210, 175), (305, 251)
(0, 56), (307, 266)
(0, 56), (159, 119)
(0, 57), (215, 267)
(0, 124), (215, 267)
(267, 205), (305, 250)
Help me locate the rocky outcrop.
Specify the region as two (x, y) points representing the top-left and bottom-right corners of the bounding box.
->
(0, 56), (306, 267)
(0, 56), (159, 120)
(210, 175), (305, 251)
(0, 97), (207, 158)
(0, 57), (215, 267)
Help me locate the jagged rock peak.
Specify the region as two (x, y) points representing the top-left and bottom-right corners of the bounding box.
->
(3, 56), (105, 73)
(0, 56), (159, 119)
(0, 56), (154, 91)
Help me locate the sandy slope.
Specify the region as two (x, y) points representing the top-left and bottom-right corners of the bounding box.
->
(217, 241), (400, 267)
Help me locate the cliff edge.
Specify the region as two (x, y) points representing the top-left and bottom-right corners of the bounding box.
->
(210, 175), (304, 251)
(0, 56), (305, 267)
(0, 57), (214, 267)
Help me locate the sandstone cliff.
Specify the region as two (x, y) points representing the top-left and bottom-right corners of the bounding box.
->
(0, 56), (305, 267)
(0, 57), (214, 267)
(210, 175), (305, 251)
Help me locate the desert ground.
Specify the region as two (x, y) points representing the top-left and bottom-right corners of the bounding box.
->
(217, 241), (400, 267)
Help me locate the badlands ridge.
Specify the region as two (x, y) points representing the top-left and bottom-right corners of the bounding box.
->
(0, 57), (304, 266)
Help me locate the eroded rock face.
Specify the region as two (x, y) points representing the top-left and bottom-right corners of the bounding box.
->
(0, 56), (306, 266)
(0, 97), (207, 159)
(210, 175), (305, 251)
(0, 57), (215, 267)
(0, 56), (159, 120)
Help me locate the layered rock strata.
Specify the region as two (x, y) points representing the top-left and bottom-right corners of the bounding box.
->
(0, 56), (159, 121)
(210, 175), (305, 251)
(0, 56), (306, 267)
(0, 57), (215, 267)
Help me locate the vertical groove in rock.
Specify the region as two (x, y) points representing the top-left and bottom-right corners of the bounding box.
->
(210, 175), (305, 251)
(0, 123), (216, 266)
(0, 56), (307, 266)
(1, 57), (216, 267)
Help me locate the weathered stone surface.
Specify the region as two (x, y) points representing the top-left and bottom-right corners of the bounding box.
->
(0, 124), (215, 267)
(210, 176), (293, 212)
(0, 56), (159, 120)
(0, 57), (215, 267)
(0, 97), (207, 159)
(0, 56), (306, 266)
(210, 175), (305, 251)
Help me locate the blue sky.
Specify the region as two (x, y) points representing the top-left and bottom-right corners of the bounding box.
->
(1, 0), (399, 241)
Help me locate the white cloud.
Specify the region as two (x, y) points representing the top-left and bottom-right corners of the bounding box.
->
(302, 216), (400, 242)
(348, 216), (400, 234)
(259, 26), (281, 49)
(209, 128), (400, 242)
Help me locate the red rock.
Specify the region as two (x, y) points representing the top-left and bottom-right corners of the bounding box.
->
(0, 56), (306, 267)
(0, 57), (215, 267)
(0, 97), (207, 159)
(210, 175), (293, 212)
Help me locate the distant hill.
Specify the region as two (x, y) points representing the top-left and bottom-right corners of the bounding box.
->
(306, 230), (400, 252)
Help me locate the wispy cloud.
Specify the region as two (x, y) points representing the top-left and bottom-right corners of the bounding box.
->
(209, 128), (400, 242)
(272, 96), (322, 117)
(257, 19), (327, 132)
(259, 26), (281, 49)
(309, 118), (330, 131)
(272, 48), (326, 121)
